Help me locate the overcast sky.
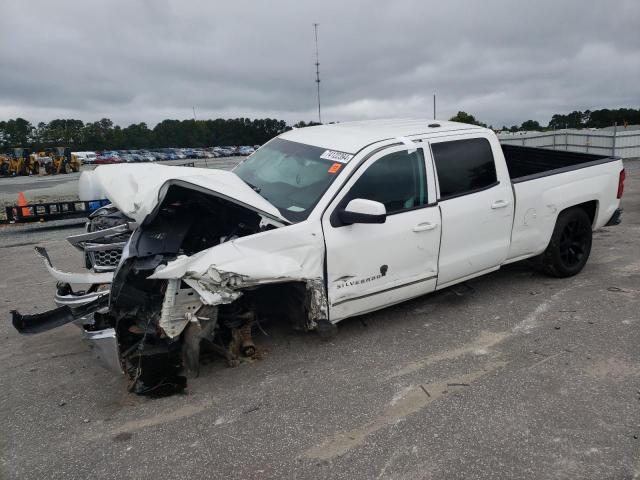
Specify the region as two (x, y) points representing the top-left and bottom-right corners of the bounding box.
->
(1, 0), (639, 127)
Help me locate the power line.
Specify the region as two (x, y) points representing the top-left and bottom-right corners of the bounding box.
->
(313, 23), (322, 124)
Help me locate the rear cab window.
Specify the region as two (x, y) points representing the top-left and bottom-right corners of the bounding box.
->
(431, 137), (497, 200)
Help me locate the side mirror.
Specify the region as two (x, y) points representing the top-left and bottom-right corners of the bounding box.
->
(338, 198), (386, 225)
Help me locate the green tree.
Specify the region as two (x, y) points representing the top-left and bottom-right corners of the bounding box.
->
(449, 111), (487, 127)
(40, 119), (85, 147)
(520, 120), (542, 131)
(293, 121), (322, 128)
(0, 118), (34, 147)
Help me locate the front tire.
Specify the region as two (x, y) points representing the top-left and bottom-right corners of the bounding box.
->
(537, 208), (593, 278)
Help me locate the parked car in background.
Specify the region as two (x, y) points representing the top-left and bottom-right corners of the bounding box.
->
(72, 151), (98, 164)
(95, 151), (122, 164)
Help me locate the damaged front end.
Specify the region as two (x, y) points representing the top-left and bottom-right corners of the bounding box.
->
(12, 173), (329, 396)
(12, 208), (135, 378)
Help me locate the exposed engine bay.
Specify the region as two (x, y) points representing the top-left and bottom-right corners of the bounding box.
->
(12, 165), (330, 397)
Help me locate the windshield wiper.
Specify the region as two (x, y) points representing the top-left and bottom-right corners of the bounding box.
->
(243, 180), (261, 193)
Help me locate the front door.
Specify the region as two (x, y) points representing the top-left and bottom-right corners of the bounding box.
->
(322, 146), (441, 322)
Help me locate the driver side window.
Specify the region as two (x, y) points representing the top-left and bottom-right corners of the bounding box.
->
(346, 149), (427, 214)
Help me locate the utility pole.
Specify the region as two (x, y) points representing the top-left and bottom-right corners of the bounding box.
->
(192, 106), (197, 121)
(313, 23), (322, 124)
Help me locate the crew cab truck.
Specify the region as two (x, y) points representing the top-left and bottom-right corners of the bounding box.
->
(11, 119), (625, 395)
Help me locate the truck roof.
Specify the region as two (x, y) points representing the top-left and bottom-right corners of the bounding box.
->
(279, 118), (486, 154)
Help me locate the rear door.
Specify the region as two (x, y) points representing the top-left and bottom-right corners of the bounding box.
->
(428, 135), (514, 287)
(322, 145), (441, 322)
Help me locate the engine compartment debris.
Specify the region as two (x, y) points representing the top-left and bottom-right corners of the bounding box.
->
(12, 165), (330, 396)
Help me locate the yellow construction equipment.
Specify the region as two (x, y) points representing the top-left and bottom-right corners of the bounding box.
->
(0, 154), (10, 176)
(0, 148), (39, 176)
(0, 146), (80, 176)
(42, 147), (80, 174)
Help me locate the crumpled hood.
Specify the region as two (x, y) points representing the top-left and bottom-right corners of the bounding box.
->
(78, 163), (287, 223)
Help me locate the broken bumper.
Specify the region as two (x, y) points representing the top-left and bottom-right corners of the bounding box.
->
(11, 295), (122, 373)
(82, 327), (122, 374)
(55, 289), (110, 308)
(12, 295), (109, 335)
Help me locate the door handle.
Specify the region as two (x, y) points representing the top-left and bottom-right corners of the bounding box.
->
(413, 222), (438, 232)
(491, 200), (510, 209)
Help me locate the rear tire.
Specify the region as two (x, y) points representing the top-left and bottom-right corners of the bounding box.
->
(536, 208), (593, 278)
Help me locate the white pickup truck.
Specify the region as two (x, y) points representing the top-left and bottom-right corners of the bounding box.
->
(12, 119), (625, 395)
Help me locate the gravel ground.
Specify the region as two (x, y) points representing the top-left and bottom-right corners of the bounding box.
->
(0, 160), (638, 479)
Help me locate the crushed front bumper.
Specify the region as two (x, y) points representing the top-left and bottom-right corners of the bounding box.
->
(11, 295), (122, 373)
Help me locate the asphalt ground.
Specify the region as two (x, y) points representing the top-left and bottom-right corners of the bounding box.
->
(0, 160), (638, 479)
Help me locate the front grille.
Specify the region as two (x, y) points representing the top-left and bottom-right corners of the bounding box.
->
(91, 248), (122, 269)
(85, 206), (132, 271)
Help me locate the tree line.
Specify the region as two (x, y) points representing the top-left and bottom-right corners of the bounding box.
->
(1, 108), (637, 151)
(450, 107), (640, 132)
(0, 117), (320, 151)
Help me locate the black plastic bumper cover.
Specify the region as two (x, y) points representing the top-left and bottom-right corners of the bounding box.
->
(11, 295), (109, 334)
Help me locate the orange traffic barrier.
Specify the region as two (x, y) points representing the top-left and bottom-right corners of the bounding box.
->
(17, 191), (30, 217)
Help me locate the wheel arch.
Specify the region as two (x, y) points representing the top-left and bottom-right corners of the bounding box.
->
(559, 199), (598, 228)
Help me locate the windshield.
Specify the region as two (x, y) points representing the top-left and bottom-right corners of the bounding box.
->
(233, 138), (350, 222)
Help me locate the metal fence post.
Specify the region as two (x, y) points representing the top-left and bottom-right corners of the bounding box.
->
(612, 122), (617, 157)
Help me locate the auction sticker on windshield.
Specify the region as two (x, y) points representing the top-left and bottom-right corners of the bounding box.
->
(320, 150), (353, 163)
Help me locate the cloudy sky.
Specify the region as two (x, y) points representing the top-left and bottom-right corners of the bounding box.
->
(1, 0), (639, 127)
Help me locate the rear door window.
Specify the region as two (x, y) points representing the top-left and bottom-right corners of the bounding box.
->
(431, 138), (497, 199)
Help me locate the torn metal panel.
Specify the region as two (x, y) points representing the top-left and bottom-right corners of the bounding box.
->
(182, 277), (242, 306)
(148, 222), (329, 326)
(159, 279), (203, 338)
(306, 278), (329, 326)
(34, 247), (113, 284)
(149, 222), (325, 285)
(82, 327), (122, 374)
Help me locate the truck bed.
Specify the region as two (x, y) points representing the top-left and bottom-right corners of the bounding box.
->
(501, 145), (616, 183)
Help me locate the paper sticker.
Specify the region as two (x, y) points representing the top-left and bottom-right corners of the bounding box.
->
(328, 162), (342, 174)
(320, 150), (353, 163)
